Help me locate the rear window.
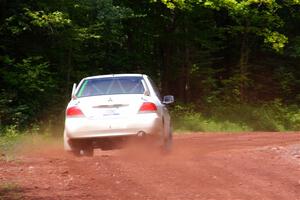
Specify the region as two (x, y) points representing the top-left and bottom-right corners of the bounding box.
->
(76, 76), (145, 97)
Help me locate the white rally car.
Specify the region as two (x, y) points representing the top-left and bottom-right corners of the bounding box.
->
(64, 74), (174, 156)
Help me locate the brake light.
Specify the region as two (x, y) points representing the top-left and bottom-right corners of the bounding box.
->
(66, 106), (84, 117)
(139, 102), (157, 112)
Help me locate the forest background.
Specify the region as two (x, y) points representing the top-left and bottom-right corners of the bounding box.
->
(2, 0), (300, 137)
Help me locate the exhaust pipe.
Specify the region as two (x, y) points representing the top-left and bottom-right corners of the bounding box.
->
(137, 131), (146, 137)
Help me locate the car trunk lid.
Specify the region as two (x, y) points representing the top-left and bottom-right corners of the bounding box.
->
(75, 94), (149, 119)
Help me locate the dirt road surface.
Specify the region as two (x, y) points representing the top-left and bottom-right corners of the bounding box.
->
(1, 132), (300, 200)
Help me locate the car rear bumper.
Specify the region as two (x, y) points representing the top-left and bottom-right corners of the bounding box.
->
(65, 113), (162, 139)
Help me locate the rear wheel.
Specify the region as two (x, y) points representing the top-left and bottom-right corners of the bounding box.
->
(67, 140), (82, 156)
(71, 148), (81, 156)
(161, 128), (173, 153)
(67, 138), (94, 157)
(82, 145), (94, 157)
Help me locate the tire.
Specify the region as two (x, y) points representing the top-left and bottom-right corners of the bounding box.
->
(64, 130), (80, 156)
(64, 130), (72, 151)
(67, 140), (82, 156)
(64, 131), (94, 157)
(72, 140), (94, 157)
(82, 146), (94, 157)
(71, 148), (81, 156)
(161, 128), (173, 153)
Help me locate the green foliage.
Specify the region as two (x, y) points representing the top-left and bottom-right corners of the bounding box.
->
(25, 9), (71, 28)
(96, 0), (134, 20)
(0, 126), (21, 160)
(2, 56), (52, 93)
(4, 8), (71, 35)
(171, 101), (300, 132)
(0, 124), (45, 160)
(1, 0), (300, 133)
(171, 104), (251, 132)
(212, 101), (288, 131)
(0, 56), (53, 126)
(162, 0), (297, 51)
(159, 0), (188, 9)
(262, 30), (288, 52)
(0, 182), (22, 200)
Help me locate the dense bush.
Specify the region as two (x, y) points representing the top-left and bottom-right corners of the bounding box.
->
(171, 101), (300, 132)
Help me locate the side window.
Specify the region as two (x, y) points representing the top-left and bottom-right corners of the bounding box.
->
(148, 77), (162, 101)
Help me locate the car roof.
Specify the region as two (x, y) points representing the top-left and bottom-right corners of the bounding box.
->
(84, 74), (146, 80)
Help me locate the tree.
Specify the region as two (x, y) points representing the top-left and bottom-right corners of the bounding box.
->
(160, 0), (300, 102)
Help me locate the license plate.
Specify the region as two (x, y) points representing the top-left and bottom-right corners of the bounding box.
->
(103, 109), (120, 116)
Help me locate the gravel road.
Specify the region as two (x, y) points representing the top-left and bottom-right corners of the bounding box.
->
(1, 132), (300, 200)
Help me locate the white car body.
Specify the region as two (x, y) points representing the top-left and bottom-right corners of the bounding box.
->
(64, 74), (173, 156)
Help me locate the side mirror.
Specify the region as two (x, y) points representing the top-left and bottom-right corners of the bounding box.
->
(71, 83), (77, 99)
(163, 95), (174, 104)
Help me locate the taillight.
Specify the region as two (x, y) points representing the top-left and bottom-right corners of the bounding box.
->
(139, 102), (157, 113)
(66, 106), (84, 117)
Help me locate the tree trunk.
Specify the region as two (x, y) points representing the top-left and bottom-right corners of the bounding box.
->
(183, 45), (190, 103)
(161, 43), (171, 95)
(66, 46), (73, 97)
(239, 27), (250, 102)
(160, 12), (177, 96)
(182, 18), (191, 103)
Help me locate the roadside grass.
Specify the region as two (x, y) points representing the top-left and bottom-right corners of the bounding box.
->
(171, 101), (300, 132)
(0, 126), (61, 161)
(0, 126), (22, 161)
(173, 112), (251, 133)
(0, 183), (23, 200)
